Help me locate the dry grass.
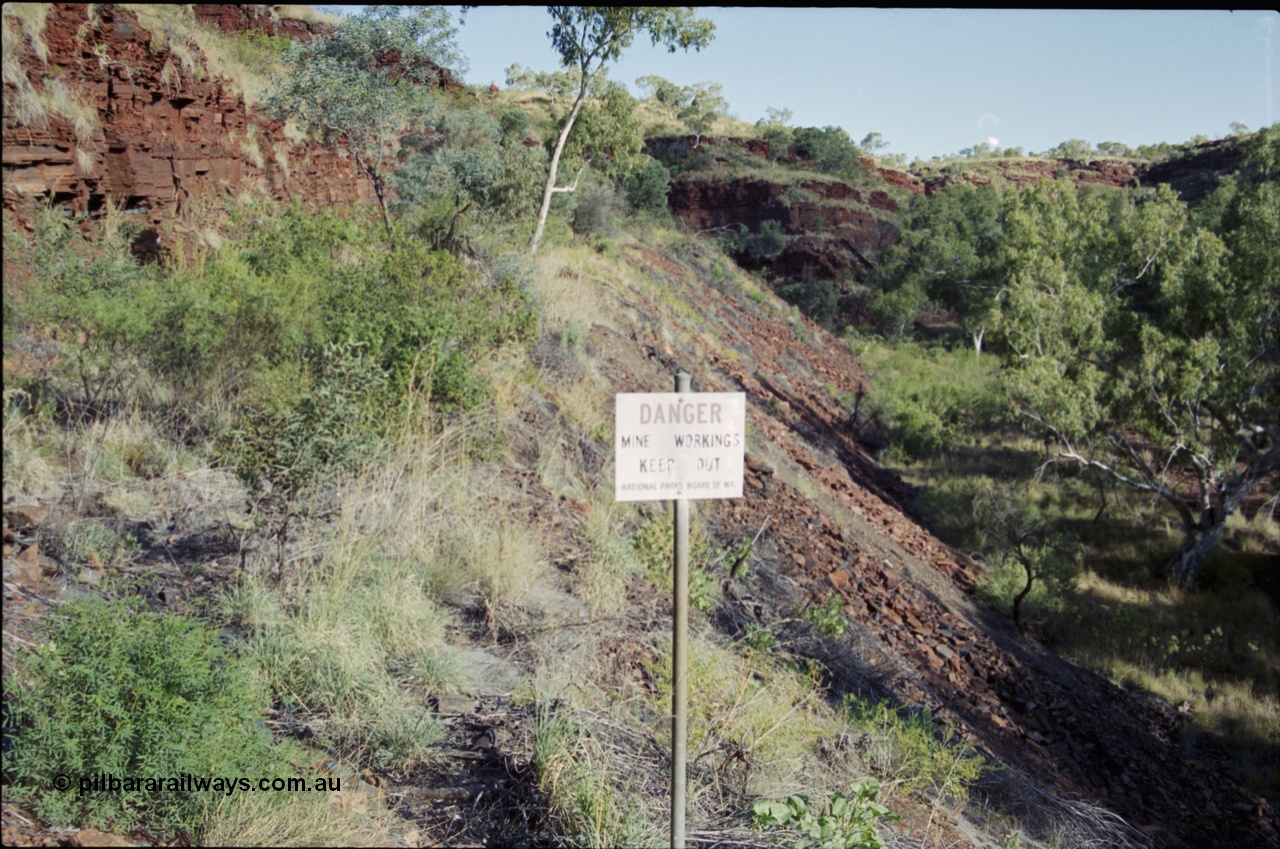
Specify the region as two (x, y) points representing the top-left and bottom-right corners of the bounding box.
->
(122, 4), (287, 104)
(533, 248), (611, 336)
(217, 411), (487, 770)
(555, 371), (611, 440)
(650, 629), (853, 803)
(60, 410), (176, 492)
(276, 5), (340, 25)
(577, 494), (639, 619)
(1, 4), (48, 131)
(240, 122), (265, 168)
(201, 772), (401, 848)
(2, 389), (61, 498)
(2, 4), (48, 63)
(2, 7), (100, 168)
(1069, 569), (1280, 800)
(532, 701), (669, 849)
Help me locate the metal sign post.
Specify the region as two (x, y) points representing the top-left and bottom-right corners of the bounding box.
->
(614, 373), (745, 849)
(671, 371), (690, 849)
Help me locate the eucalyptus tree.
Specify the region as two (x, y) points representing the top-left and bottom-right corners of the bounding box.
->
(636, 74), (688, 119)
(262, 6), (464, 239)
(516, 6), (715, 253)
(677, 81), (728, 147)
(874, 183), (1005, 353)
(988, 171), (1278, 587)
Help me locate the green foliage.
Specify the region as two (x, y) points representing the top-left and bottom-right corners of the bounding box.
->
(874, 183), (1005, 346)
(752, 780), (900, 849)
(389, 106), (547, 236)
(842, 697), (987, 803)
(631, 512), (719, 613)
(780, 273), (840, 327)
(545, 7), (715, 72)
(262, 6), (462, 234)
(742, 218), (789, 261)
(791, 126), (860, 176)
(1095, 140), (1137, 158)
(989, 178), (1279, 585)
(504, 62), (580, 103)
(571, 176), (629, 235)
(227, 28), (291, 76)
(802, 595), (849, 637)
(1191, 173), (1239, 233)
(555, 80), (645, 184)
(870, 284), (927, 341)
(860, 132), (887, 154)
(220, 340), (389, 500)
(9, 209), (152, 418)
(758, 122), (795, 163)
(853, 341), (1004, 461)
(971, 481), (1082, 627)
(12, 202), (534, 520)
(194, 208), (534, 514)
(620, 154), (671, 214)
(635, 73), (686, 119)
(4, 596), (292, 840)
(527, 6), (715, 252)
(677, 80), (728, 143)
(741, 622), (778, 653)
(1042, 138), (1094, 162)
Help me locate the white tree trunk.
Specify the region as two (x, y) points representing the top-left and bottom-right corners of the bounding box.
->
(529, 75), (591, 254)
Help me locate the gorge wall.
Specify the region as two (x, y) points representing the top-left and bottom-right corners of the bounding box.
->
(2, 4), (373, 244)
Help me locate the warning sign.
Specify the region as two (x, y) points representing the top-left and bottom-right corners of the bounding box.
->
(614, 392), (745, 502)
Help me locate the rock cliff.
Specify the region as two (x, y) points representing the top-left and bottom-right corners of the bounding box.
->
(3, 4), (377, 241)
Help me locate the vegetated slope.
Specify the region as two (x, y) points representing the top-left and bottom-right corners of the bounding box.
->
(538, 237), (1278, 849)
(2, 6), (1276, 848)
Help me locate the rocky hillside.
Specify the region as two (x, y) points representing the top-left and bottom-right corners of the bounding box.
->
(2, 4), (374, 253)
(651, 132), (1243, 282)
(3, 6), (1276, 849)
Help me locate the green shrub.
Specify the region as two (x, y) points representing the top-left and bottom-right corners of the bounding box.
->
(151, 205), (534, 435)
(621, 154), (671, 214)
(752, 780), (900, 849)
(3, 596), (294, 840)
(742, 218), (789, 260)
(219, 339), (389, 500)
(842, 697), (987, 804)
(8, 208), (153, 418)
(631, 512), (720, 613)
(802, 595), (849, 637)
(572, 178), (629, 235)
(780, 273), (839, 326)
(792, 126), (858, 176)
(856, 342), (1004, 461)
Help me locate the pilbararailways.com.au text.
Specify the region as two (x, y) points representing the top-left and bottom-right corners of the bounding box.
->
(58, 772), (341, 798)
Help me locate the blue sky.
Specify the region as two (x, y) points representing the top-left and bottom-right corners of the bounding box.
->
(338, 8), (1280, 161)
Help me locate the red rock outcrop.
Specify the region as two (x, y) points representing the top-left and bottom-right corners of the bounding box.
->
(1, 4), (459, 238)
(655, 134), (1239, 285)
(190, 3), (330, 41)
(2, 4), (374, 227)
(667, 175), (898, 277)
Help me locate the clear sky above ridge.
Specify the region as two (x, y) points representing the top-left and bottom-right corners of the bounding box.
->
(334, 7), (1280, 161)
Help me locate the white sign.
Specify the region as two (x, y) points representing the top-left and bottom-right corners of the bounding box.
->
(615, 392), (745, 501)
